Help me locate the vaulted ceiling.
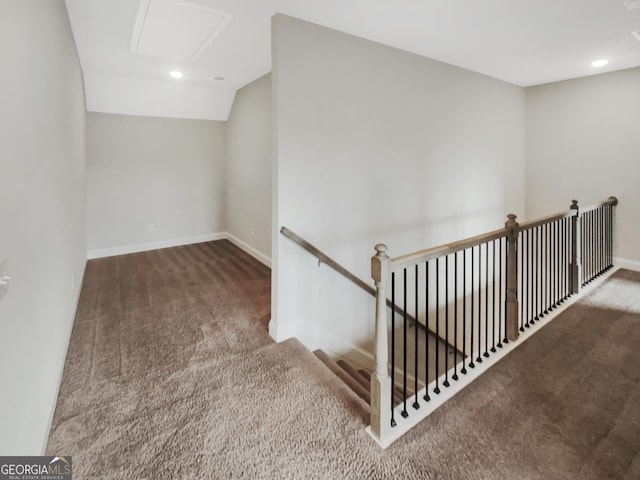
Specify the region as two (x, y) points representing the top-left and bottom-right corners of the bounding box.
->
(65, 0), (640, 121)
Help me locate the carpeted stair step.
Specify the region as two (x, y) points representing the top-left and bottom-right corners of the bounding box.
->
(313, 350), (370, 404)
(336, 359), (371, 391)
(358, 368), (413, 406)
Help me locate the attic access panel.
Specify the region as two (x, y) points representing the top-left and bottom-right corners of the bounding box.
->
(130, 0), (233, 62)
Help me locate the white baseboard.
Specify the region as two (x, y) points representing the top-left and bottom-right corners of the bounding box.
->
(269, 319), (299, 343)
(225, 233), (271, 268)
(87, 233), (227, 259)
(614, 257), (640, 272)
(87, 232), (273, 268)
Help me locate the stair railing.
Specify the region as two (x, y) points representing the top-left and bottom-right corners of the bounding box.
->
(369, 196), (618, 447)
(280, 226), (425, 331)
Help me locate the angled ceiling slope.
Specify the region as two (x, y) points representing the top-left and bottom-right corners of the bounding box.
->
(66, 0), (640, 121)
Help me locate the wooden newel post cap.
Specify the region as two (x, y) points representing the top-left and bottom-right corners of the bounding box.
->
(374, 244), (388, 256)
(608, 196), (618, 205)
(570, 200), (579, 209)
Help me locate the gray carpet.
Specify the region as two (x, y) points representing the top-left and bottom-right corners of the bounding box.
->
(47, 244), (640, 479)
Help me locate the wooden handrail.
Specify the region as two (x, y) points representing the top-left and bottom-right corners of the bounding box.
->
(280, 226), (375, 296)
(280, 226), (426, 331)
(391, 228), (506, 270)
(519, 210), (576, 232)
(579, 196), (618, 214)
(390, 196), (619, 270)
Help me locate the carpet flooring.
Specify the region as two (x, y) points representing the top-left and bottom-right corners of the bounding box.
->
(47, 243), (640, 479)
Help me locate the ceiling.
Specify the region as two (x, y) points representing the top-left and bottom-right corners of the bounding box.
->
(65, 0), (640, 121)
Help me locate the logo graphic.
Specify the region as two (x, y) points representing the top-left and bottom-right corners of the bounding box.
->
(0, 456), (72, 480)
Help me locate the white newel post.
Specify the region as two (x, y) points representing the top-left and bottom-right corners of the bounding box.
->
(370, 244), (392, 443)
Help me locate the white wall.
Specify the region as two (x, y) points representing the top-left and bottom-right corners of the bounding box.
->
(526, 68), (640, 265)
(271, 15), (526, 356)
(84, 72), (236, 122)
(86, 113), (226, 256)
(0, 0), (86, 454)
(224, 74), (272, 263)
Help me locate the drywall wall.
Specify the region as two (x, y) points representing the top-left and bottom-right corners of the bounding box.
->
(84, 72), (236, 122)
(526, 68), (640, 265)
(86, 113), (226, 256)
(0, 0), (86, 454)
(224, 74), (272, 264)
(270, 15), (526, 355)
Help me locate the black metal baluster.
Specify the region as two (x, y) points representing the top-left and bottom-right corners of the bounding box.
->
(498, 237), (503, 348)
(568, 217), (573, 295)
(583, 212), (587, 284)
(592, 209), (600, 280)
(548, 221), (552, 311)
(538, 223), (549, 318)
(527, 229), (532, 327)
(604, 206), (609, 270)
(391, 272), (396, 426)
(580, 211), (585, 286)
(484, 242), (489, 358)
(547, 222), (556, 311)
(561, 218), (565, 301)
(402, 269), (408, 418)
(520, 230), (525, 331)
(551, 220), (556, 308)
(593, 209), (597, 277)
(591, 210), (595, 281)
(434, 258), (441, 394)
(505, 235), (510, 345)
(592, 210), (596, 278)
(592, 210), (595, 280)
(600, 206), (605, 274)
(556, 219), (560, 306)
(529, 228), (533, 325)
(461, 250), (467, 375)
(599, 207), (603, 275)
(414, 265), (419, 409)
(520, 230), (533, 332)
(605, 205), (612, 270)
(424, 261), (430, 402)
(597, 209), (600, 275)
(584, 211), (588, 285)
(560, 218), (565, 302)
(491, 240), (497, 353)
(535, 226), (540, 322)
(593, 210), (597, 279)
(470, 247), (475, 369)
(565, 217), (568, 294)
(453, 251), (459, 381)
(553, 220), (557, 306)
(549, 222), (558, 310)
(477, 244), (483, 363)
(585, 211), (589, 283)
(549, 221), (552, 309)
(444, 256), (450, 387)
(608, 204), (614, 268)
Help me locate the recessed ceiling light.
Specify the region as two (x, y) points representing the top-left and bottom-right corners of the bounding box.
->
(591, 59), (609, 68)
(169, 70), (183, 79)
